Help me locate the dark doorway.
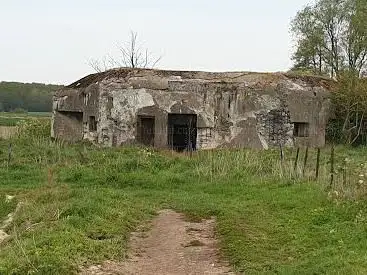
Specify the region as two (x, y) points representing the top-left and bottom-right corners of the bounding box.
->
(137, 116), (155, 146)
(168, 114), (197, 152)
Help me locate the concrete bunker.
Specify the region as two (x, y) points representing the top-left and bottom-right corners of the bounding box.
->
(52, 68), (332, 150)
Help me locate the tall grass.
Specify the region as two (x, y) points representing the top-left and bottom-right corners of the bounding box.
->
(0, 117), (20, 127)
(0, 120), (367, 273)
(0, 126), (18, 139)
(188, 146), (367, 200)
(4, 117), (367, 200)
(4, 118), (367, 199)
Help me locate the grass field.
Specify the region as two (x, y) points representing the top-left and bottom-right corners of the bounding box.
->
(0, 112), (51, 126)
(0, 127), (367, 274)
(0, 112), (52, 117)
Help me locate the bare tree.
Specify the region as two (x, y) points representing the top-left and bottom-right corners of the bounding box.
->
(89, 55), (115, 73)
(119, 31), (161, 68)
(89, 31), (161, 72)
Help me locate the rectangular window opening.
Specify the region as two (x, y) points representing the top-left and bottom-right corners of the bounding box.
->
(294, 122), (309, 137)
(137, 116), (155, 146)
(89, 116), (97, 132)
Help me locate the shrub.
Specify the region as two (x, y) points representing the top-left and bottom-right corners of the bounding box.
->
(16, 118), (51, 139)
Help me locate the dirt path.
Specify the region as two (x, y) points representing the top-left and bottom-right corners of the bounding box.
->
(82, 209), (234, 275)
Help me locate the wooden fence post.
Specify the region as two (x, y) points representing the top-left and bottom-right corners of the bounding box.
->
(342, 158), (347, 186)
(302, 147), (309, 177)
(293, 147), (300, 175)
(279, 144), (284, 162)
(211, 149), (214, 183)
(315, 148), (321, 180)
(279, 144), (284, 176)
(7, 143), (12, 167)
(330, 145), (335, 188)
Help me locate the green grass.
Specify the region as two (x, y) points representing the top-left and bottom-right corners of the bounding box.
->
(27, 112), (52, 117)
(0, 112), (51, 118)
(0, 137), (367, 274)
(0, 194), (17, 221)
(0, 117), (21, 127)
(0, 112), (51, 126)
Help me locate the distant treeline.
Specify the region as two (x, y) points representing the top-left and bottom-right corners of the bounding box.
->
(0, 82), (63, 112)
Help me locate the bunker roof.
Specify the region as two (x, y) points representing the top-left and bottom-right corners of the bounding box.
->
(67, 67), (335, 90)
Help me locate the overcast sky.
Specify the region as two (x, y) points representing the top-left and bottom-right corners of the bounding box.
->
(0, 0), (313, 84)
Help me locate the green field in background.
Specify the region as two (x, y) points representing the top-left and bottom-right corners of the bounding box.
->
(0, 112), (51, 126)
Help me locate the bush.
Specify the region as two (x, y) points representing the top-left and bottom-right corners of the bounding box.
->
(16, 119), (51, 139)
(329, 72), (367, 145)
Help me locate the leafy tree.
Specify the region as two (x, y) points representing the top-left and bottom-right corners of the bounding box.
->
(330, 72), (367, 144)
(0, 82), (62, 112)
(291, 0), (367, 145)
(291, 0), (367, 77)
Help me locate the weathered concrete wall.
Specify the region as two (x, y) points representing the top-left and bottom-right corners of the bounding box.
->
(52, 68), (332, 149)
(52, 84), (100, 142)
(52, 88), (83, 140)
(94, 70), (330, 149)
(52, 111), (83, 142)
(53, 88), (84, 112)
(82, 84), (99, 142)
